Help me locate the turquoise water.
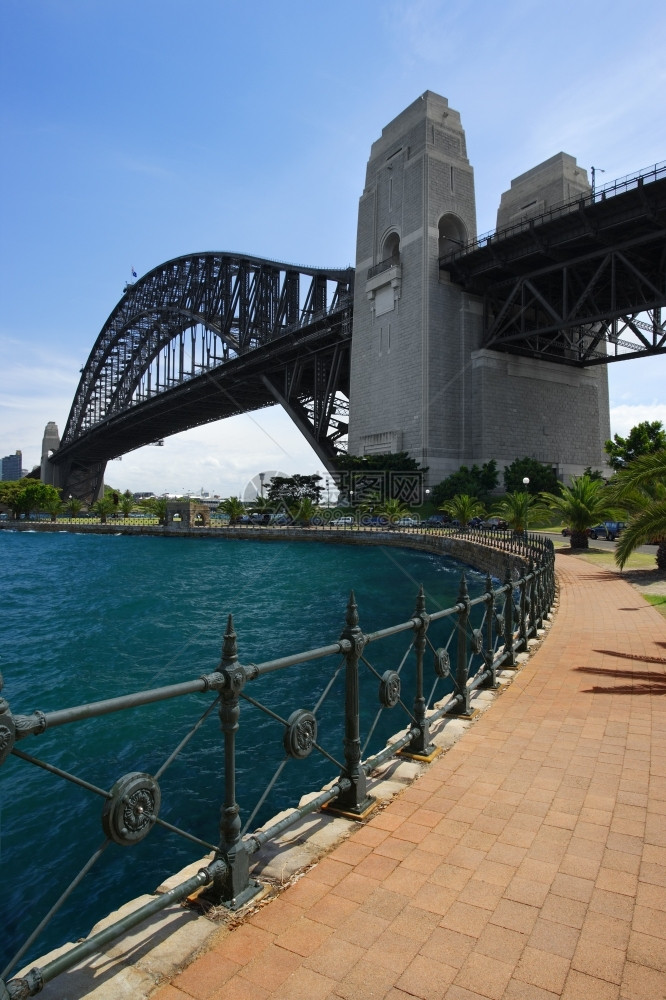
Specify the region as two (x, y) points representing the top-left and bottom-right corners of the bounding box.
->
(0, 530), (486, 975)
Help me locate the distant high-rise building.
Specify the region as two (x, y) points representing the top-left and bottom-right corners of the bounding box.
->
(1, 451), (23, 481)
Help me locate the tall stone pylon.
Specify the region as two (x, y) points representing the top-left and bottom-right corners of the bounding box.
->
(40, 421), (61, 487)
(348, 92), (481, 485)
(348, 92), (610, 487)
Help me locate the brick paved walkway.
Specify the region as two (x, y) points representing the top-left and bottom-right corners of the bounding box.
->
(154, 554), (666, 1000)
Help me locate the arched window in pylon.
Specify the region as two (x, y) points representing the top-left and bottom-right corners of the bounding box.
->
(438, 214), (467, 258)
(382, 232), (400, 265)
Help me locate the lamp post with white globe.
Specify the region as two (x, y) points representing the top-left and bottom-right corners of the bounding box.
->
(522, 477), (530, 535)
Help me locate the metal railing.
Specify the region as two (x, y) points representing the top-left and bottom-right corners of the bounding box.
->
(440, 160), (666, 265)
(0, 530), (555, 999)
(367, 254), (401, 280)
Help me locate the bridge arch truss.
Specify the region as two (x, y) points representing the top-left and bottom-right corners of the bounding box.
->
(55, 253), (354, 499)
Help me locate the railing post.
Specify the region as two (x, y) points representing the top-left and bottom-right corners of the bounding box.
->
(519, 569), (529, 651)
(331, 592), (375, 817)
(527, 557), (539, 633)
(503, 567), (517, 667)
(204, 615), (260, 908)
(482, 572), (499, 690)
(449, 574), (472, 715)
(404, 586), (437, 758)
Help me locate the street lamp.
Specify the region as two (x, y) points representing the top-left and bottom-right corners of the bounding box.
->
(522, 477), (530, 536)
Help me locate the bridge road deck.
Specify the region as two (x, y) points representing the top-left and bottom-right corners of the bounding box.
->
(150, 552), (665, 1000)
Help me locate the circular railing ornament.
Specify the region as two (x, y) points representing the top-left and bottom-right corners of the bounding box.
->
(514, 603), (522, 625)
(102, 772), (161, 846)
(471, 629), (483, 655)
(283, 709), (317, 759)
(379, 670), (401, 708)
(433, 648), (450, 678)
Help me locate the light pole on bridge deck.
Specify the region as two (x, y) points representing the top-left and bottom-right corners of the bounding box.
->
(523, 477), (530, 535)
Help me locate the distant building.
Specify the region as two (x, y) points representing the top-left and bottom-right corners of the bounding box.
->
(1, 451), (22, 481)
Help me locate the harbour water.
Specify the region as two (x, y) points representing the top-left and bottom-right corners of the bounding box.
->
(0, 529), (486, 974)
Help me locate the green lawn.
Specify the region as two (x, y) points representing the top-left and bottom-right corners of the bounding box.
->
(564, 547), (657, 571)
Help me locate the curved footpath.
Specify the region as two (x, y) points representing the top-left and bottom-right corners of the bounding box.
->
(152, 552), (666, 1000)
(20, 552), (666, 1000)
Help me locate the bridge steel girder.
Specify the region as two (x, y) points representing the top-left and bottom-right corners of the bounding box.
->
(444, 172), (666, 366)
(52, 253), (353, 500)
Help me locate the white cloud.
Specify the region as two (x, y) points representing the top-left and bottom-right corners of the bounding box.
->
(105, 407), (326, 498)
(609, 403), (666, 439)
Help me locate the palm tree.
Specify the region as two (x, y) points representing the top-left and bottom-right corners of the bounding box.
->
(92, 495), (116, 524)
(292, 496), (318, 525)
(140, 496), (168, 524)
(608, 449), (666, 570)
(219, 496), (245, 523)
(119, 490), (135, 518)
(491, 491), (548, 535)
(44, 495), (64, 522)
(67, 496), (83, 518)
(376, 497), (412, 524)
(540, 475), (622, 549)
(439, 494), (485, 528)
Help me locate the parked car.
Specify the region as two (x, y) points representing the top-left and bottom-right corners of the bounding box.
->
(358, 514), (390, 527)
(563, 521), (627, 540)
(395, 516), (419, 526)
(468, 516), (483, 528)
(424, 514), (450, 528)
(600, 521), (626, 541)
(330, 516), (354, 526)
(269, 513), (293, 526)
(481, 517), (508, 530)
(249, 512), (270, 524)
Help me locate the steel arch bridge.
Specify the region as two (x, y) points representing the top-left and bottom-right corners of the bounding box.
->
(52, 253), (354, 500)
(49, 164), (665, 503)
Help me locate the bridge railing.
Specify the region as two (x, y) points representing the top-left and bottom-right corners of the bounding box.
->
(440, 159), (666, 266)
(0, 532), (555, 999)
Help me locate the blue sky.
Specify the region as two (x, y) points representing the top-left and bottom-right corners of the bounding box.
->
(1, 0), (664, 497)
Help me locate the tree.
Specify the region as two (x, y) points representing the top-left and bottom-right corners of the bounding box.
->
(438, 494), (485, 527)
(66, 496), (83, 518)
(605, 420), (666, 470)
(0, 480), (26, 518)
(333, 452), (427, 503)
(503, 457), (558, 494)
(266, 474), (323, 507)
(431, 461), (499, 507)
(491, 491), (549, 535)
(540, 475), (622, 549)
(251, 495), (273, 512)
(291, 496), (319, 525)
(219, 497), (245, 522)
(608, 449), (666, 570)
(43, 494), (64, 522)
(0, 479), (62, 519)
(92, 495), (116, 524)
(141, 496), (168, 524)
(119, 490), (135, 518)
(376, 497), (412, 522)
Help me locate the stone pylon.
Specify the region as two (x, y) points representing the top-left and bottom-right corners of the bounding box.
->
(348, 92), (610, 487)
